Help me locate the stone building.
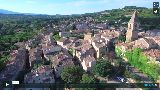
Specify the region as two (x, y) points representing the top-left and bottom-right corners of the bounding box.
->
(134, 38), (158, 50)
(126, 11), (139, 42)
(84, 32), (92, 44)
(92, 37), (107, 58)
(81, 55), (96, 72)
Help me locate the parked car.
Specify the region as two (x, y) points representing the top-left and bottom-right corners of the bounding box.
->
(116, 76), (127, 83)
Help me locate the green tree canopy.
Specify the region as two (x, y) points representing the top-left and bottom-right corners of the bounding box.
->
(93, 59), (113, 77)
(61, 65), (84, 83)
(53, 34), (61, 41)
(124, 48), (160, 81)
(0, 54), (10, 71)
(76, 74), (97, 90)
(118, 35), (126, 42)
(81, 74), (96, 83)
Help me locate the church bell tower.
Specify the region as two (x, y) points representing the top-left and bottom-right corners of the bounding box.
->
(126, 11), (139, 42)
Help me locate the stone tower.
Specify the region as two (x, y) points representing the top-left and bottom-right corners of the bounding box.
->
(126, 11), (139, 42)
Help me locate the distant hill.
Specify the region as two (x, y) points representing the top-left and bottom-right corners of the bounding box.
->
(123, 6), (148, 9)
(0, 9), (20, 14)
(0, 9), (44, 15)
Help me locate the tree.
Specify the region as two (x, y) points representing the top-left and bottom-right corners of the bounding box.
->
(0, 54), (10, 71)
(115, 46), (122, 57)
(81, 74), (96, 83)
(53, 34), (61, 41)
(61, 66), (84, 83)
(124, 70), (131, 78)
(76, 74), (96, 90)
(93, 59), (113, 77)
(68, 48), (74, 55)
(118, 35), (126, 42)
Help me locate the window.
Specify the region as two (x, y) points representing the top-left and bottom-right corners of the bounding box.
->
(129, 24), (132, 29)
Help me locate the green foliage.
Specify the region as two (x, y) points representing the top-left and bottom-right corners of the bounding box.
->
(76, 74), (96, 90)
(96, 7), (160, 30)
(131, 48), (142, 67)
(70, 33), (84, 39)
(53, 31), (59, 35)
(124, 51), (132, 62)
(33, 58), (50, 69)
(131, 73), (141, 82)
(0, 31), (38, 51)
(53, 34), (61, 41)
(115, 46), (122, 57)
(61, 66), (84, 83)
(81, 74), (96, 83)
(118, 35), (126, 42)
(0, 14), (46, 52)
(124, 48), (160, 81)
(68, 48), (74, 55)
(124, 70), (131, 78)
(142, 88), (150, 90)
(123, 6), (147, 9)
(30, 40), (40, 49)
(93, 59), (113, 77)
(43, 60), (50, 65)
(33, 62), (43, 70)
(0, 54), (10, 71)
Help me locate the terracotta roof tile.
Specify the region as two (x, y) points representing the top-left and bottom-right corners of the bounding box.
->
(143, 49), (160, 60)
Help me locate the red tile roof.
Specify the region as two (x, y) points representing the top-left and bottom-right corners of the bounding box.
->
(143, 49), (160, 60)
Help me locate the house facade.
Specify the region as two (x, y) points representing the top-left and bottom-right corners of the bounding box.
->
(81, 55), (96, 72)
(57, 38), (72, 49)
(84, 32), (92, 44)
(92, 38), (107, 58)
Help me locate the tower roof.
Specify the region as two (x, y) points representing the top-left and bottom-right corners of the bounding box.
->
(129, 11), (138, 23)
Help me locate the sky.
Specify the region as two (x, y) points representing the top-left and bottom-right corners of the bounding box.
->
(0, 0), (158, 15)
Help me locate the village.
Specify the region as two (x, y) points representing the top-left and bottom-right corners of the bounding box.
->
(0, 11), (160, 90)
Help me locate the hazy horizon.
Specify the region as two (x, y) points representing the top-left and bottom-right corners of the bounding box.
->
(0, 0), (159, 15)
